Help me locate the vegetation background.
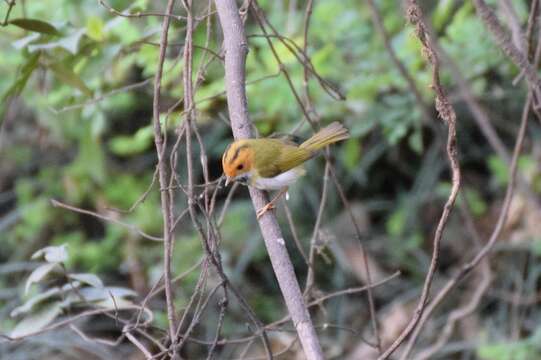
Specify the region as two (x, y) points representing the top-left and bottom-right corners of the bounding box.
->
(0, 0), (540, 359)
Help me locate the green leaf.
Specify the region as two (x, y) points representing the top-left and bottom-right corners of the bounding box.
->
(2, 52), (40, 102)
(86, 17), (104, 41)
(48, 62), (92, 96)
(69, 273), (103, 288)
(109, 125), (154, 156)
(10, 302), (63, 338)
(349, 116), (376, 138)
(487, 155), (508, 186)
(386, 207), (406, 237)
(465, 188), (487, 217)
(477, 341), (537, 360)
(24, 263), (60, 295)
(408, 129), (423, 154)
(342, 138), (362, 172)
(432, 0), (455, 31)
(9, 19), (59, 35)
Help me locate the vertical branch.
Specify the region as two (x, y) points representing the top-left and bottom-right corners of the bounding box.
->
(152, 0), (177, 347)
(378, 1), (461, 358)
(1, 0), (16, 26)
(400, 5), (541, 354)
(180, 2), (270, 358)
(304, 163), (330, 294)
(413, 200), (492, 360)
(214, 0), (324, 359)
(525, 0), (539, 61)
(473, 0), (541, 97)
(401, 94), (531, 359)
(183, 0), (195, 205)
(302, 0), (315, 115)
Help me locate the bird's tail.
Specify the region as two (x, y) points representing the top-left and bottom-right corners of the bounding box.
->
(299, 121), (350, 152)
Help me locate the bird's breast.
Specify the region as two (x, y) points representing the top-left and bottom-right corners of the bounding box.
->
(252, 166), (306, 190)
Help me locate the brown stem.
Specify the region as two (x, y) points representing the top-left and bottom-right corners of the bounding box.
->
(473, 0), (541, 98)
(401, 94), (531, 359)
(151, 0), (177, 347)
(214, 0), (324, 358)
(378, 1), (462, 358)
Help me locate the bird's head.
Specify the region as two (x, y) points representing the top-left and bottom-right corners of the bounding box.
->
(222, 141), (255, 186)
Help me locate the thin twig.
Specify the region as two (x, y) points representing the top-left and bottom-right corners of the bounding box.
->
(366, 0), (433, 125)
(50, 199), (162, 241)
(151, 0), (177, 347)
(97, 0), (187, 21)
(473, 0), (541, 99)
(304, 162), (330, 295)
(173, 271), (399, 348)
(282, 202), (309, 266)
(413, 201), (492, 360)
(401, 93), (531, 359)
(378, 2), (461, 358)
(207, 291), (228, 359)
(125, 331), (154, 359)
(1, 0), (15, 26)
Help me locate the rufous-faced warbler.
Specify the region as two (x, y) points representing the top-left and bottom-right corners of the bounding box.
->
(222, 121), (349, 218)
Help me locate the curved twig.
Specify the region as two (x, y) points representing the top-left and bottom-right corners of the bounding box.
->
(378, 1), (462, 358)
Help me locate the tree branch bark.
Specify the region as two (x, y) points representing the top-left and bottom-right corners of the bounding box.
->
(152, 0), (177, 348)
(214, 1), (324, 359)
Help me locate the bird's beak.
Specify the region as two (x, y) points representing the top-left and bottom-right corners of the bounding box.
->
(225, 176), (232, 186)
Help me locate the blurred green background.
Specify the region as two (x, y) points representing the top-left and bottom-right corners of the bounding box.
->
(1, 0), (541, 359)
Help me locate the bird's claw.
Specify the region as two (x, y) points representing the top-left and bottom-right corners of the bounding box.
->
(256, 202), (275, 220)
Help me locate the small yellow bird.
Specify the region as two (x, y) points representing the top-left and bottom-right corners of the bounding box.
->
(222, 121), (349, 218)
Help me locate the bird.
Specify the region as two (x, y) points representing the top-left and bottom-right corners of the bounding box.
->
(222, 121), (350, 218)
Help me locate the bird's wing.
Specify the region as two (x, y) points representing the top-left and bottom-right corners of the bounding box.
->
(255, 139), (311, 178)
(267, 133), (302, 145)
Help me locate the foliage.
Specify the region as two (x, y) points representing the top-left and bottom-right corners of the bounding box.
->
(1, 0), (540, 358)
(10, 244), (137, 338)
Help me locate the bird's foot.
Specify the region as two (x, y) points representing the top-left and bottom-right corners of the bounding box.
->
(256, 202), (275, 220)
(255, 187), (289, 220)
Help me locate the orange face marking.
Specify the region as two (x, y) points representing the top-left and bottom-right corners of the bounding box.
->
(222, 142), (254, 179)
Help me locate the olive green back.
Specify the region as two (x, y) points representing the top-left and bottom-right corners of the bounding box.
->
(249, 139), (312, 178)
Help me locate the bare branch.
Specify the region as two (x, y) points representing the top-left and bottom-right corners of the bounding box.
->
(473, 0), (541, 98)
(214, 0), (324, 358)
(378, 1), (462, 358)
(151, 0), (177, 347)
(50, 199), (162, 242)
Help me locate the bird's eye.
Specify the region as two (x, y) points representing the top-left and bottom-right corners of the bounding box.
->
(237, 164), (244, 170)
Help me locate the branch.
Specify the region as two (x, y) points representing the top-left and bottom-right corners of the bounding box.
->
(401, 93), (531, 359)
(414, 200), (492, 360)
(50, 199), (162, 242)
(399, 2), (540, 355)
(473, 0), (541, 99)
(174, 271), (399, 348)
(1, 0), (15, 26)
(214, 0), (324, 359)
(378, 1), (461, 358)
(151, 0), (177, 348)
